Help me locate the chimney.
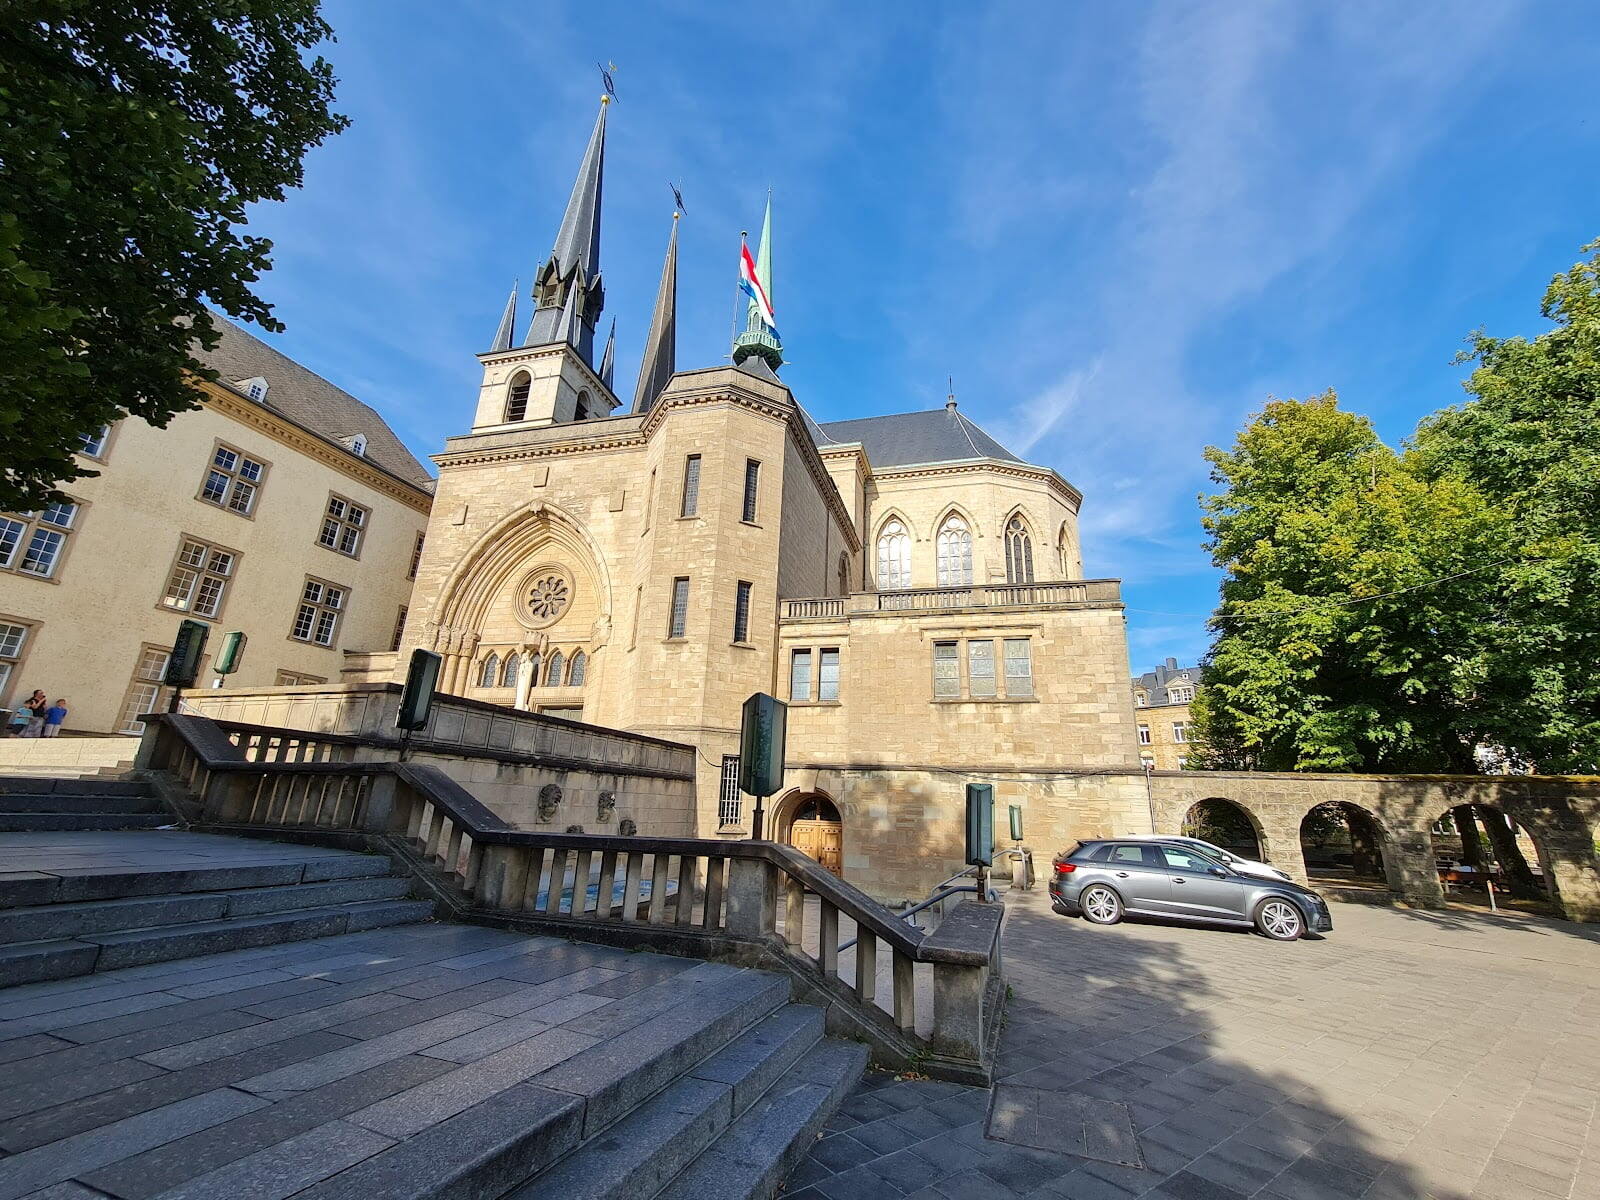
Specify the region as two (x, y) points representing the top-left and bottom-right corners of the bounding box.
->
(1165, 657), (1178, 670)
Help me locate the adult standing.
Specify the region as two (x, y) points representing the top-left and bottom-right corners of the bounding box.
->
(19, 690), (47, 737)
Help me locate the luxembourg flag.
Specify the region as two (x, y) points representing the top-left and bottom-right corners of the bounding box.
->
(739, 239), (778, 335)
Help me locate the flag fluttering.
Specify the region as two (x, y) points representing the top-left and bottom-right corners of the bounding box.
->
(739, 239), (777, 336)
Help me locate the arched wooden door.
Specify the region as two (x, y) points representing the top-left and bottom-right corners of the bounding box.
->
(787, 794), (842, 876)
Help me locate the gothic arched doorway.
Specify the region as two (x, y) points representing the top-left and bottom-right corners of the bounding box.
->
(785, 793), (842, 876)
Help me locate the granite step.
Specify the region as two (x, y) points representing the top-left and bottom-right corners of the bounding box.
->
(512, 1003), (828, 1199)
(0, 851), (396, 909)
(0, 812), (170, 832)
(657, 1039), (871, 1200)
(0, 776), (149, 796)
(0, 794), (165, 815)
(0, 899), (435, 986)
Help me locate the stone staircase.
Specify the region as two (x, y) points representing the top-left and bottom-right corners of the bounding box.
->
(0, 774), (169, 832)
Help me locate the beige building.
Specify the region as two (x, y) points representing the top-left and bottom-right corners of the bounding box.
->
(1132, 656), (1198, 770)
(0, 322), (433, 735)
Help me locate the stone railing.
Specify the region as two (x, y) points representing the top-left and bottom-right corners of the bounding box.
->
(780, 578), (1121, 620)
(136, 713), (1004, 1082)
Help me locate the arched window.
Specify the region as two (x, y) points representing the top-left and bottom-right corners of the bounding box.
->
(575, 390), (591, 421)
(505, 372), (531, 422)
(478, 653), (500, 688)
(546, 650), (565, 687)
(501, 654), (519, 689)
(936, 514), (973, 587)
(568, 650), (587, 686)
(837, 552), (850, 597)
(875, 518), (911, 591)
(1004, 515), (1034, 583)
(528, 653), (541, 687)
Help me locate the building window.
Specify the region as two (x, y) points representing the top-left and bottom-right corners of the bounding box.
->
(818, 648), (840, 701)
(505, 371), (531, 422)
(291, 578), (346, 647)
(501, 653), (519, 689)
(718, 755), (742, 827)
(575, 389), (591, 420)
(733, 581), (753, 644)
(680, 454), (702, 517)
(568, 650), (587, 686)
(875, 518), (911, 591)
(546, 650), (565, 686)
(408, 532), (425, 580)
(1172, 721), (1188, 743)
(274, 670), (326, 686)
(1004, 516), (1034, 583)
(1134, 690), (1148, 707)
(318, 495), (368, 558)
(789, 649), (812, 701)
(161, 537), (237, 619)
(390, 606), (407, 653)
(742, 459), (761, 523)
(478, 653), (500, 687)
(1, 502), (79, 579)
(1003, 638), (1033, 697)
(116, 644), (171, 735)
(936, 514), (973, 587)
(933, 641), (960, 699)
(0, 619), (32, 704)
(668, 577), (689, 638)
(1138, 723), (1152, 745)
(968, 639), (996, 697)
(200, 443), (265, 516)
(1169, 686), (1194, 704)
(78, 425), (111, 458)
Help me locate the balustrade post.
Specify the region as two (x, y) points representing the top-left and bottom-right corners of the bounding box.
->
(724, 857), (778, 939)
(892, 949), (916, 1033)
(930, 957), (989, 1064)
(855, 929), (877, 1004)
(362, 773), (399, 833)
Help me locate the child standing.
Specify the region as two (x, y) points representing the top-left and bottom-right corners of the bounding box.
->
(42, 699), (68, 738)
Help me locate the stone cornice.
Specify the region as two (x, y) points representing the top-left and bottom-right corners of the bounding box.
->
(871, 458), (1082, 507)
(476, 341), (620, 413)
(199, 381), (433, 513)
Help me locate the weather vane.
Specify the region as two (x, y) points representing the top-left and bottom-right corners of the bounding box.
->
(597, 61), (619, 103)
(670, 182), (687, 214)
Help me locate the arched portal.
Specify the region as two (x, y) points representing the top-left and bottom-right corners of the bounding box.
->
(1431, 802), (1553, 910)
(1299, 801), (1401, 898)
(778, 791), (842, 876)
(1181, 798), (1263, 862)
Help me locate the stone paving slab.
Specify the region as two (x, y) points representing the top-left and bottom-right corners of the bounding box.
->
(788, 891), (1600, 1200)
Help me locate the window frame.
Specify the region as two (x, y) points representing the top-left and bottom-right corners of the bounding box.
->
(817, 647), (840, 702)
(0, 615), (37, 708)
(875, 518), (911, 591)
(667, 577), (690, 639)
(1004, 515), (1035, 583)
(76, 422), (116, 462)
(197, 440), (269, 519)
(733, 580), (753, 645)
(0, 501), (82, 581)
(967, 639), (997, 697)
(936, 513), (974, 587)
(680, 454), (702, 518)
(317, 493), (369, 560)
(505, 371), (532, 423)
(741, 459), (761, 524)
(789, 648), (813, 702)
(1138, 723), (1152, 745)
(289, 576), (349, 649)
(274, 669), (327, 686)
(407, 531), (425, 581)
(932, 640), (961, 699)
(390, 606), (408, 653)
(158, 535), (240, 621)
(1172, 721), (1189, 743)
(1003, 637), (1033, 697)
(116, 643), (173, 735)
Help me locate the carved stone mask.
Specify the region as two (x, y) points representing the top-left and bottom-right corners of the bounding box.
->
(619, 818), (637, 836)
(537, 783), (562, 822)
(597, 791), (616, 822)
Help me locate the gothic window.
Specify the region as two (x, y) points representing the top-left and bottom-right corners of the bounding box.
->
(479, 653), (500, 688)
(505, 372), (531, 422)
(1004, 515), (1034, 583)
(575, 390), (591, 420)
(568, 650), (587, 686)
(936, 514), (973, 587)
(875, 519), (910, 591)
(501, 654), (519, 689)
(546, 650), (565, 686)
(524, 573), (571, 623)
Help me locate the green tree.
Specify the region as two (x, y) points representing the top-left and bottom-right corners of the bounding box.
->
(1188, 391), (1510, 772)
(1411, 240), (1600, 773)
(0, 1), (348, 511)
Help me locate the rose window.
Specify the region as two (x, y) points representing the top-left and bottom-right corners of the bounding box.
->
(527, 574), (570, 620)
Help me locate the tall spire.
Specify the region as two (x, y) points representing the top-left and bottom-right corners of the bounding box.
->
(525, 98), (609, 362)
(598, 319), (616, 391)
(732, 192), (783, 372)
(633, 214), (679, 413)
(489, 279), (517, 353)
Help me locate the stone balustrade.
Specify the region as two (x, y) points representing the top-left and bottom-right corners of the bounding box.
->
(780, 578), (1122, 621)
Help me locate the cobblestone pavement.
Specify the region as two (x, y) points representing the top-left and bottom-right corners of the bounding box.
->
(788, 888), (1600, 1200)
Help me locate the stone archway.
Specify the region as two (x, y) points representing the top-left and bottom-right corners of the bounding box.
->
(1298, 801), (1406, 899)
(1181, 798), (1264, 862)
(774, 789), (842, 876)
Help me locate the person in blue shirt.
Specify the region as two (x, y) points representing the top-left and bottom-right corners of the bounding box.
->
(41, 699), (68, 738)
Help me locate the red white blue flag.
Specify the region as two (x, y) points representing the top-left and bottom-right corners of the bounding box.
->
(739, 240), (778, 335)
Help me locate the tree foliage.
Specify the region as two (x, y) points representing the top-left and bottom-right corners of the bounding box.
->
(0, 1), (348, 511)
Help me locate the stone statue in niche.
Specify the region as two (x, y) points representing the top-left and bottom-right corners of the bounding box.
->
(537, 783), (562, 823)
(596, 791), (616, 822)
(565, 824), (584, 834)
(619, 818), (637, 836)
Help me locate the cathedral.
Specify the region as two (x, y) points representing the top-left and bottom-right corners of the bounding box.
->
(396, 99), (1149, 900)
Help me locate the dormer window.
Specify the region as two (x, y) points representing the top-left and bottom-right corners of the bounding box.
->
(237, 376), (269, 403)
(348, 434), (367, 457)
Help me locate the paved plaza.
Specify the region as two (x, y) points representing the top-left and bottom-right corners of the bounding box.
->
(789, 889), (1600, 1200)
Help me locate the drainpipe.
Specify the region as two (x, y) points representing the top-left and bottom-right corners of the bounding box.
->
(1143, 760), (1157, 833)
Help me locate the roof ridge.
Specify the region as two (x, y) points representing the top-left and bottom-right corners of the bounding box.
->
(953, 409), (985, 459)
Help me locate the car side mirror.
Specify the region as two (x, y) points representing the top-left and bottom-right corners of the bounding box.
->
(1208, 866), (1229, 878)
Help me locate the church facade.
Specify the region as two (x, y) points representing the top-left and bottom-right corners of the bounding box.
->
(396, 100), (1151, 900)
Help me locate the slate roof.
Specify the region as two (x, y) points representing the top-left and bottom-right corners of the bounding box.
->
(196, 317), (435, 492)
(815, 406), (1024, 468)
(1133, 659), (1200, 706)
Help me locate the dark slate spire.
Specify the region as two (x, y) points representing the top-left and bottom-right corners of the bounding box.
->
(489, 279), (517, 352)
(525, 98), (608, 363)
(598, 319), (616, 390)
(632, 214), (678, 414)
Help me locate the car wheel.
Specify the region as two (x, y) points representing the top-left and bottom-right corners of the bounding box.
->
(1254, 898), (1304, 941)
(1080, 885), (1123, 925)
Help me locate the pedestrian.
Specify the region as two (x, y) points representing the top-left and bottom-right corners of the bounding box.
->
(19, 690), (47, 738)
(42, 698), (69, 738)
(4, 706), (25, 737)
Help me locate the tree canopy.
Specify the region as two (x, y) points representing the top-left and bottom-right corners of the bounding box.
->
(0, 0), (348, 511)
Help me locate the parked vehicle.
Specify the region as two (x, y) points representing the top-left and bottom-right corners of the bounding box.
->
(1114, 833), (1291, 882)
(1050, 838), (1333, 941)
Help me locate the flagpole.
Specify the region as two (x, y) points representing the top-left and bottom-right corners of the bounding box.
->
(729, 231), (748, 359)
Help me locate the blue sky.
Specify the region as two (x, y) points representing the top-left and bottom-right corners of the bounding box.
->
(241, 0), (1600, 672)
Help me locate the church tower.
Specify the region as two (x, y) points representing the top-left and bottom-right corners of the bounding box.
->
(732, 194), (783, 374)
(469, 99), (620, 431)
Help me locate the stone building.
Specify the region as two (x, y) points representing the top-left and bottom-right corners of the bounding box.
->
(0, 322), (433, 735)
(1132, 657), (1198, 770)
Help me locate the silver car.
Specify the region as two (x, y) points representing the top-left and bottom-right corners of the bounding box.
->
(1050, 838), (1333, 941)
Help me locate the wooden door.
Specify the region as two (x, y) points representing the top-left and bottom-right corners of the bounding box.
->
(791, 818), (843, 876)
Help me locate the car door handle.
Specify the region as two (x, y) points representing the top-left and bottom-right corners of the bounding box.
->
(1114, 871), (1130, 878)
(1171, 877), (1187, 884)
